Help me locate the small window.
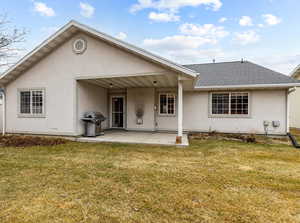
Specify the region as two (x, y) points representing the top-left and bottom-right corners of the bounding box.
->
(19, 89), (45, 116)
(211, 92), (249, 116)
(159, 93), (176, 115)
(73, 38), (87, 54)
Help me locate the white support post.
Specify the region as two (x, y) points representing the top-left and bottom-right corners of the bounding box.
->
(2, 90), (5, 136)
(177, 78), (183, 144)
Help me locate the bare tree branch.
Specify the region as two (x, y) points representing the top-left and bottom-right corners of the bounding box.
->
(0, 14), (27, 70)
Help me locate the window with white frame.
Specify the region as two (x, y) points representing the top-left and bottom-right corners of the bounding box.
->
(159, 93), (176, 115)
(19, 89), (44, 116)
(211, 92), (249, 116)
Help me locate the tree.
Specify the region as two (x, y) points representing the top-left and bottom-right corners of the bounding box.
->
(0, 14), (27, 69)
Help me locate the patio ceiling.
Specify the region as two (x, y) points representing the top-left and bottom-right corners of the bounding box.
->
(81, 73), (179, 88)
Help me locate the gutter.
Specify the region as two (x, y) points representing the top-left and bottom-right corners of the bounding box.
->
(194, 83), (300, 90)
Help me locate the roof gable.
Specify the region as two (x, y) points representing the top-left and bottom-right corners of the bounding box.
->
(0, 20), (197, 85)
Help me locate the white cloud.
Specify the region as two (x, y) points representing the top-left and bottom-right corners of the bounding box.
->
(143, 35), (217, 51)
(80, 2), (95, 18)
(130, 0), (223, 13)
(116, 32), (127, 40)
(163, 48), (225, 64)
(180, 23), (229, 39)
(258, 23), (264, 28)
(234, 30), (260, 45)
(149, 12), (180, 22)
(33, 2), (55, 17)
(262, 14), (281, 26)
(142, 22), (229, 63)
(251, 54), (300, 75)
(143, 35), (224, 63)
(239, 16), (253, 26)
(219, 17), (227, 23)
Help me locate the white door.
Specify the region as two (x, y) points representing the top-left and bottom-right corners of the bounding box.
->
(111, 96), (125, 128)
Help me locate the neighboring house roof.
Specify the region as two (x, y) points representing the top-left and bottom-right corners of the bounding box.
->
(0, 20), (198, 85)
(291, 64), (300, 79)
(184, 61), (300, 89)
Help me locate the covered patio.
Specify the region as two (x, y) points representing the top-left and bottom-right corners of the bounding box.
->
(76, 130), (189, 146)
(76, 72), (192, 144)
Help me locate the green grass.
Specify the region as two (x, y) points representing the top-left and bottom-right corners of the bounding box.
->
(1, 138), (300, 223)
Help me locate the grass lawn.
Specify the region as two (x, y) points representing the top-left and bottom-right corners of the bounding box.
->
(1, 137), (300, 222)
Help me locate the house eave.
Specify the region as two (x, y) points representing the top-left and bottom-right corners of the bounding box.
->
(193, 83), (300, 90)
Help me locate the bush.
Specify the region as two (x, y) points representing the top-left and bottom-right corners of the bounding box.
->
(0, 135), (68, 147)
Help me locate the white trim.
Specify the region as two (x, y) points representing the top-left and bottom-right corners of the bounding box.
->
(158, 93), (176, 116)
(0, 20), (197, 85)
(17, 88), (46, 118)
(110, 95), (126, 129)
(286, 89), (292, 133)
(195, 83), (300, 90)
(177, 80), (183, 137)
(209, 92), (251, 118)
(75, 71), (172, 80)
(2, 90), (5, 135)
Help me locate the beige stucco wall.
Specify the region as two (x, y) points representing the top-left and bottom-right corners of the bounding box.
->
(155, 89), (287, 135)
(77, 81), (108, 135)
(5, 32), (169, 136)
(183, 90), (287, 134)
(126, 88), (155, 131)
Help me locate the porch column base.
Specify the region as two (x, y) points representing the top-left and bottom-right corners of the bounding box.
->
(176, 136), (182, 144)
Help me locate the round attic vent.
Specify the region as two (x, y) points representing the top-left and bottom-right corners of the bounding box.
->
(73, 38), (87, 54)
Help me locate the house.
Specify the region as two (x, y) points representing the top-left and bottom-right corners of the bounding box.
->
(0, 20), (299, 144)
(290, 65), (300, 129)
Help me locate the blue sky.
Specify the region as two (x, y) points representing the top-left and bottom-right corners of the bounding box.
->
(2, 0), (300, 74)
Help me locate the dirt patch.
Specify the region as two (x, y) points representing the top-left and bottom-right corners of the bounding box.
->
(189, 132), (289, 145)
(0, 135), (68, 147)
(189, 132), (258, 143)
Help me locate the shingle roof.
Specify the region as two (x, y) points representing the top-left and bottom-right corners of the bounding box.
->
(183, 61), (299, 88)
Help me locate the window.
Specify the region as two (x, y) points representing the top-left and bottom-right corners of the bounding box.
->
(159, 93), (176, 115)
(19, 89), (44, 116)
(211, 92), (249, 116)
(230, 93), (249, 115)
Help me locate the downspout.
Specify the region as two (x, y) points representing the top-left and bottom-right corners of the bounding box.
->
(0, 88), (6, 136)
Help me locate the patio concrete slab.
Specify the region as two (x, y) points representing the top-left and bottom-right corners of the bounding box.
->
(76, 130), (189, 147)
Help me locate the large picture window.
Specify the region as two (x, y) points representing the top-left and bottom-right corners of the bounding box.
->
(159, 93), (176, 115)
(211, 92), (249, 116)
(19, 89), (45, 116)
